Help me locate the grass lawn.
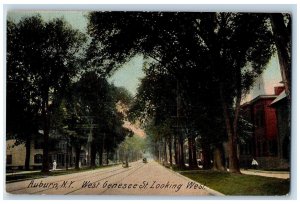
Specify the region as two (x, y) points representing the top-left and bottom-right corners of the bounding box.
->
(180, 170), (290, 196)
(6, 164), (118, 183)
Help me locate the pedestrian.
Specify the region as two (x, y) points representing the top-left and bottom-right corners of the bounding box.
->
(251, 158), (258, 169)
(52, 160), (57, 171)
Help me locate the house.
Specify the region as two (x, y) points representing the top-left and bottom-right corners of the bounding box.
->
(269, 90), (290, 163)
(6, 138), (43, 170)
(6, 133), (89, 170)
(239, 86), (290, 169)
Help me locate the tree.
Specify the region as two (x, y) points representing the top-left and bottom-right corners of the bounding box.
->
(269, 14), (291, 146)
(7, 15), (86, 172)
(7, 19), (41, 170)
(50, 85), (89, 170)
(74, 71), (130, 167)
(118, 134), (145, 165)
(195, 13), (274, 172)
(270, 13), (291, 100)
(128, 64), (184, 168)
(87, 12), (274, 173)
(6, 77), (40, 170)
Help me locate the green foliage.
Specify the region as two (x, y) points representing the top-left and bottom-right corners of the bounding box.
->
(129, 64), (176, 123)
(127, 63), (178, 156)
(71, 71), (129, 152)
(238, 116), (255, 144)
(111, 86), (133, 105)
(8, 15), (86, 94)
(118, 134), (145, 161)
(87, 12), (274, 141)
(119, 135), (145, 152)
(7, 14), (131, 168)
(7, 15), (86, 144)
(6, 12), (278, 172)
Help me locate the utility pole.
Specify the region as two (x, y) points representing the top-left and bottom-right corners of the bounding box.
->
(87, 118), (93, 167)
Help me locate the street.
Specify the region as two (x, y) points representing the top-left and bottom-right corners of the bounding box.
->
(6, 160), (220, 196)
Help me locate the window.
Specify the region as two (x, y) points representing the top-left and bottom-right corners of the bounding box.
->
(7, 155), (12, 165)
(34, 154), (43, 163)
(34, 140), (43, 149)
(255, 107), (265, 127)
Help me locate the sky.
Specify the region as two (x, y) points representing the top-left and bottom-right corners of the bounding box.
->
(107, 55), (145, 96)
(7, 10), (89, 32)
(243, 54), (282, 103)
(6, 10), (282, 98)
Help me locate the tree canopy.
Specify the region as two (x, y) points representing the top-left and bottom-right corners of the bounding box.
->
(6, 11), (287, 173)
(87, 12), (275, 172)
(7, 15), (86, 171)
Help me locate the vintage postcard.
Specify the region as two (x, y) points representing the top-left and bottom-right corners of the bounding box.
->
(5, 9), (292, 197)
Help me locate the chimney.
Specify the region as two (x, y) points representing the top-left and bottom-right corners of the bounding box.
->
(274, 86), (285, 95)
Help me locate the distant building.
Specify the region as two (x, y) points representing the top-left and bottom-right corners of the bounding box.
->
(6, 138), (43, 170)
(6, 132), (89, 170)
(240, 86), (289, 169)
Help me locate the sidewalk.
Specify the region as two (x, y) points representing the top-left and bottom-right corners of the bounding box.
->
(6, 168), (69, 176)
(241, 169), (290, 179)
(6, 163), (121, 177)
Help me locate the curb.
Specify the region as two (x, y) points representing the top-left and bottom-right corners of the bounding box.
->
(157, 162), (224, 196)
(241, 169), (290, 174)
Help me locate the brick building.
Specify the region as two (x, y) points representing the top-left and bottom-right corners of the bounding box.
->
(270, 90), (290, 163)
(240, 86), (289, 169)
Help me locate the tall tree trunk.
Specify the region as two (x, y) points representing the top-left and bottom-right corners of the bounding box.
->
(174, 137), (178, 165)
(178, 136), (185, 169)
(188, 137), (193, 168)
(177, 139), (180, 165)
(65, 140), (69, 170)
(75, 145), (80, 170)
(219, 83), (240, 173)
(202, 142), (211, 169)
(125, 150), (129, 167)
(177, 141), (181, 167)
(41, 92), (50, 173)
(192, 136), (198, 168)
(212, 144), (226, 171)
(176, 79), (185, 169)
(156, 142), (159, 161)
(168, 136), (173, 167)
(98, 145), (103, 166)
(270, 13), (291, 100)
(187, 135), (198, 169)
(232, 85), (242, 169)
(159, 140), (163, 163)
(163, 138), (167, 166)
(270, 14), (291, 143)
(25, 136), (31, 170)
(90, 141), (96, 168)
(106, 149), (109, 165)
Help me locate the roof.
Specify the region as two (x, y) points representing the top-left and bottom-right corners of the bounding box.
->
(270, 91), (287, 106)
(241, 95), (277, 107)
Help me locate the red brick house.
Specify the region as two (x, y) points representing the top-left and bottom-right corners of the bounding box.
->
(240, 86), (289, 169)
(270, 90), (290, 163)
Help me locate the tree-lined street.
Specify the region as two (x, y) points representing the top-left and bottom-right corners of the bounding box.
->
(6, 11), (291, 196)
